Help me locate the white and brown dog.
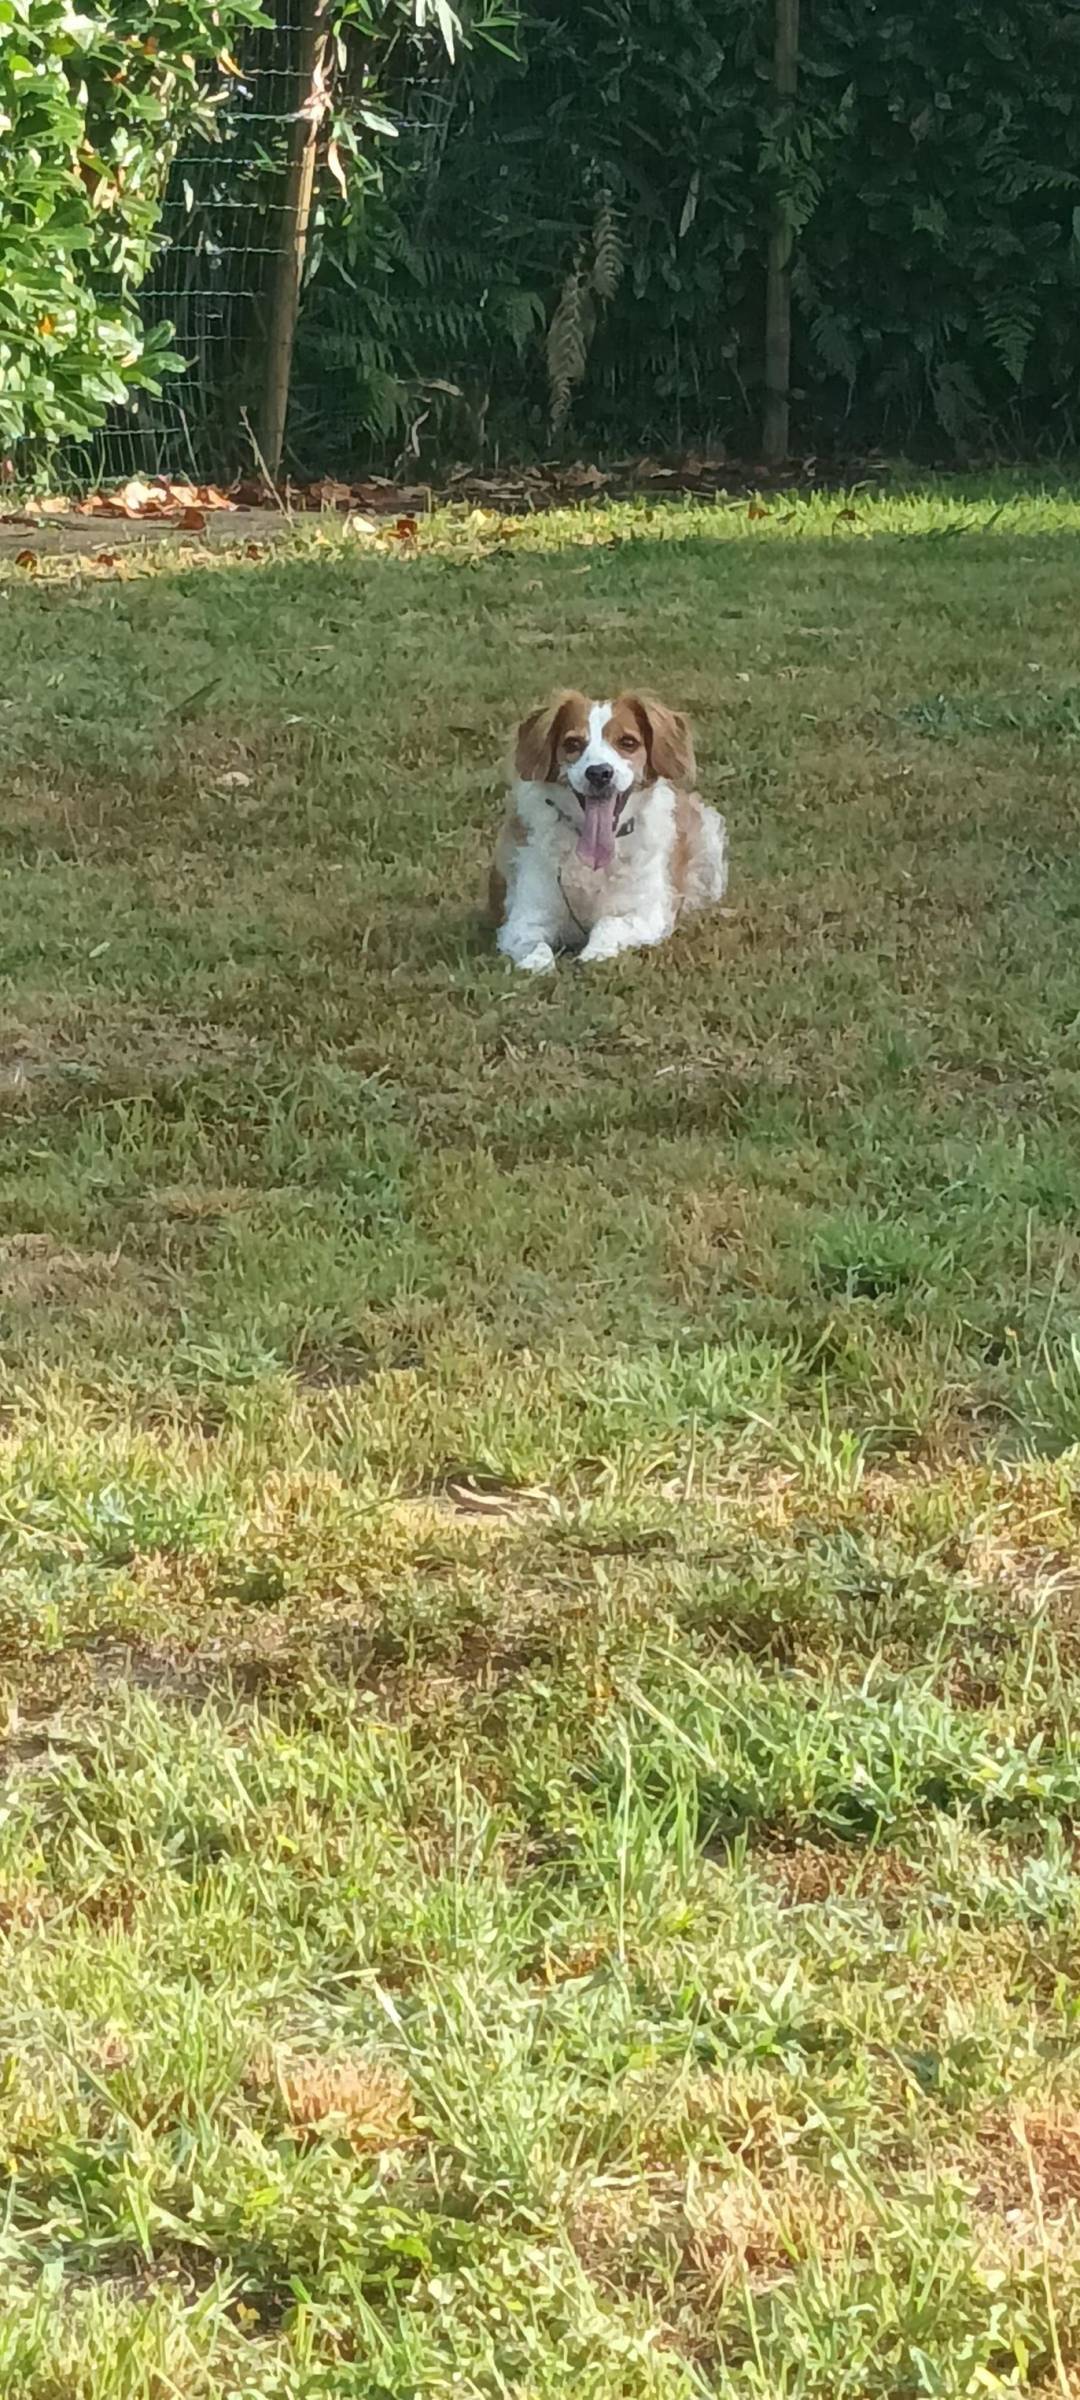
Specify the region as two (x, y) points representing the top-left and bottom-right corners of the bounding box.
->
(490, 690), (728, 970)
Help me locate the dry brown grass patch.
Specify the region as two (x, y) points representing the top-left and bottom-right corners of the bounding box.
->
(571, 2158), (867, 2313)
(247, 2049), (417, 2152)
(764, 1842), (919, 1912)
(972, 2106), (1080, 2222)
(0, 1881), (52, 1932)
(0, 1235), (136, 1306)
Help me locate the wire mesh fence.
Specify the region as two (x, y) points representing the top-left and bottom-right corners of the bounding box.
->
(72, 0), (304, 489)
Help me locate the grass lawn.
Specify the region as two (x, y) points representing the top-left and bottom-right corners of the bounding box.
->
(3, 477), (1080, 2397)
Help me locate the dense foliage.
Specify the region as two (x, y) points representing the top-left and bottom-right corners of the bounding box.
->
(295, 0), (1080, 462)
(797, 1), (1080, 451)
(8, 0), (1080, 463)
(0, 0), (269, 445)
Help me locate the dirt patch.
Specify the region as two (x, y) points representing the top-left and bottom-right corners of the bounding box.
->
(0, 508), (294, 564)
(0, 457), (888, 566)
(972, 2105), (1080, 2224)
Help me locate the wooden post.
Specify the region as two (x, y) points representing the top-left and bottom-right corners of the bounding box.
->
(762, 0), (799, 466)
(260, 0), (330, 481)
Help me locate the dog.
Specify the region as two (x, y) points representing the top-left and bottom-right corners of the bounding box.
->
(490, 691), (728, 970)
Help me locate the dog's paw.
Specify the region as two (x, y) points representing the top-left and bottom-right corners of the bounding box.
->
(516, 942), (556, 974)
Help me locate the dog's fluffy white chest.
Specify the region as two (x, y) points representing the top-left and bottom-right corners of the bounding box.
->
(557, 839), (642, 933)
(542, 781), (675, 938)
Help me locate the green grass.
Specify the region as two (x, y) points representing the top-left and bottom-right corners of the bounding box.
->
(3, 474), (1080, 2395)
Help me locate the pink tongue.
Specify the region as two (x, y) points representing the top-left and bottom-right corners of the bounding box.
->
(577, 793), (617, 873)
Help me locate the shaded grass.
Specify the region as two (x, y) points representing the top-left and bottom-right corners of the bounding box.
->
(3, 477), (1080, 2393)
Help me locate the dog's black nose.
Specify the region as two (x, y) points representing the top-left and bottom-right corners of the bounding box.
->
(584, 761), (614, 789)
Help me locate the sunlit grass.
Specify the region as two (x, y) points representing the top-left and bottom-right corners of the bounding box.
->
(1, 480), (1080, 2394)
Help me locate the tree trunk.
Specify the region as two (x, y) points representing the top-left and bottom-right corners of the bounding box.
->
(259, 0), (330, 481)
(762, 0), (800, 466)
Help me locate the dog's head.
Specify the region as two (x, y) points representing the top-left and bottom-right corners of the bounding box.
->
(514, 691), (695, 872)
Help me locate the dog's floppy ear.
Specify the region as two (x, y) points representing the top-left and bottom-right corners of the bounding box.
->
(514, 690), (584, 782)
(621, 694), (696, 787)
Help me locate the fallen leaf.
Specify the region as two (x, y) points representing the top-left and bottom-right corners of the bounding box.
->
(178, 507), (207, 532)
(57, 476), (238, 526)
(391, 516), (418, 542)
(231, 477), (272, 509)
(747, 499), (767, 520)
(244, 541), (266, 559)
(92, 550), (119, 569)
(13, 550), (38, 572)
(309, 477), (353, 511)
(834, 507), (860, 525)
(562, 461), (608, 490)
(214, 770), (252, 791)
(117, 477), (167, 518)
(343, 511), (379, 539)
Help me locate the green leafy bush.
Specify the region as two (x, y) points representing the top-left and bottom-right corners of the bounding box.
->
(294, 0), (1080, 462)
(295, 0), (759, 458)
(0, 0), (266, 446)
(793, 0), (1080, 452)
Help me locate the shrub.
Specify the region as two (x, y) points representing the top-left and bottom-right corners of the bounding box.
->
(295, 0), (1080, 463)
(0, 0), (265, 446)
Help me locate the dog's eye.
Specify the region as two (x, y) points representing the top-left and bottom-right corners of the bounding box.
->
(563, 737), (584, 757)
(617, 735), (639, 754)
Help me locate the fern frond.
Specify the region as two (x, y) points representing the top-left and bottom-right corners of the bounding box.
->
(931, 359), (986, 441)
(498, 286), (546, 358)
(546, 258), (591, 432)
(807, 305), (859, 385)
(591, 192), (624, 302)
(545, 201), (622, 434)
(980, 296), (1037, 384)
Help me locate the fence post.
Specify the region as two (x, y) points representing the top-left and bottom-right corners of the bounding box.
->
(259, 0), (330, 480)
(762, 0), (799, 466)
